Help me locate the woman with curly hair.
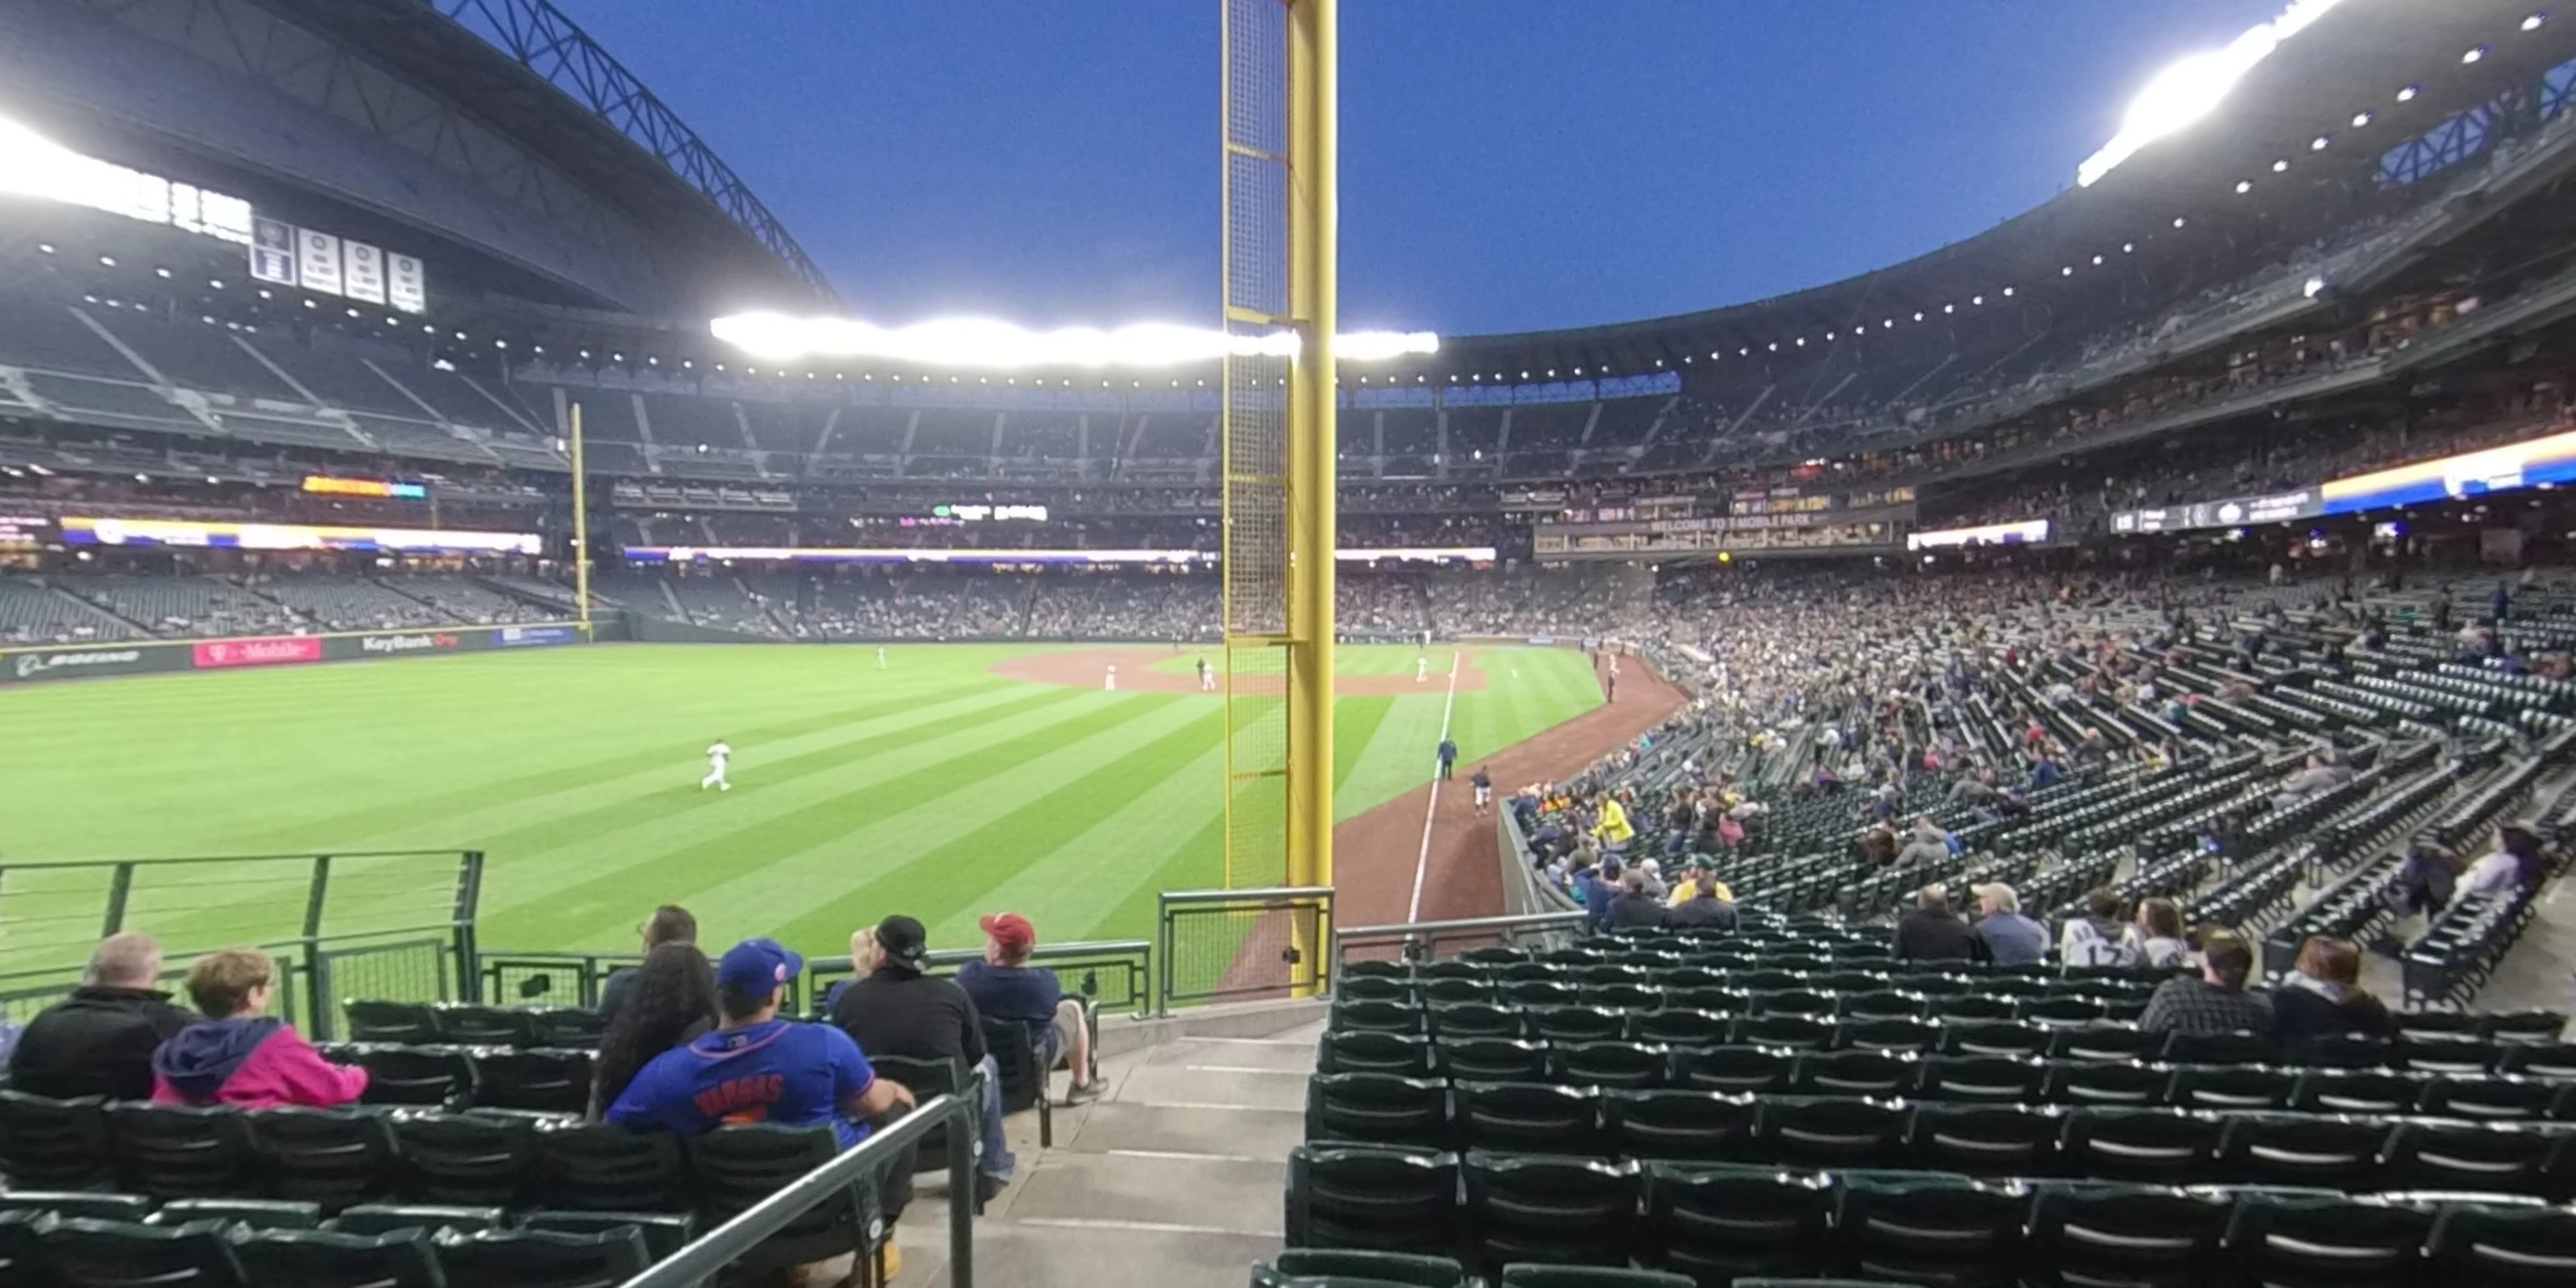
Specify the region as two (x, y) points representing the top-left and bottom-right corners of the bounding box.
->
(589, 941), (717, 1117)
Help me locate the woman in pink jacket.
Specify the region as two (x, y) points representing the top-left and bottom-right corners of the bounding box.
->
(150, 947), (367, 1108)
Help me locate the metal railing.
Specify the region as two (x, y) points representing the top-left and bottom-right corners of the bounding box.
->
(1158, 886), (1333, 1007)
(0, 851), (483, 1038)
(480, 952), (651, 1011)
(807, 940), (1157, 1019)
(613, 1094), (975, 1288)
(1330, 911), (1589, 980)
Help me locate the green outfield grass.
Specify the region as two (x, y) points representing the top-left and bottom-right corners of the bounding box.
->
(0, 642), (1600, 969)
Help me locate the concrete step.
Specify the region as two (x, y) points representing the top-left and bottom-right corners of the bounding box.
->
(892, 1024), (1317, 1288)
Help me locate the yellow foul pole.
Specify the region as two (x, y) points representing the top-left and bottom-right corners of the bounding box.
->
(1285, 0), (1336, 892)
(569, 402), (592, 638)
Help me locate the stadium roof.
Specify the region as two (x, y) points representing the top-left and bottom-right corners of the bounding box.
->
(257, 0), (837, 310)
(1437, 0), (2574, 373)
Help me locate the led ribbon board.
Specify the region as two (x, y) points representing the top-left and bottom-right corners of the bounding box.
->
(62, 516), (539, 555)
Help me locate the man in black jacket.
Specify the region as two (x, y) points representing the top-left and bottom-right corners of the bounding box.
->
(1892, 886), (1984, 961)
(1605, 869), (1667, 930)
(7, 933), (192, 1100)
(828, 915), (1012, 1203)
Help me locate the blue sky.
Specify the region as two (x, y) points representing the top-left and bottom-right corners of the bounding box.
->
(552, 0), (2288, 335)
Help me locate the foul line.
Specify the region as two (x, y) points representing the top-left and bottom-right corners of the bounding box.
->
(1407, 650), (1464, 923)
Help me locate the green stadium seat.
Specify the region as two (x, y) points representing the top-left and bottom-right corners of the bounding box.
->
(469, 1048), (592, 1114)
(390, 1109), (536, 1208)
(336, 1045), (473, 1111)
(1463, 1152), (1640, 1275)
(2222, 1191), (2447, 1288)
(0, 1092), (114, 1190)
(2423, 1204), (2576, 1287)
(1496, 1266), (1693, 1288)
(1641, 1163), (1832, 1283)
(342, 1002), (439, 1045)
(148, 1198), (320, 1231)
(103, 1104), (259, 1202)
(686, 1124), (880, 1277)
(1268, 1249), (1470, 1288)
(431, 1225), (650, 1288)
(247, 1107), (398, 1210)
(231, 1224), (442, 1288)
(1283, 1144), (1458, 1255)
(430, 1005), (538, 1048)
(0, 1192), (151, 1224)
(522, 1209), (697, 1263)
(37, 1216), (248, 1287)
(328, 1203), (507, 1236)
(529, 1121), (687, 1213)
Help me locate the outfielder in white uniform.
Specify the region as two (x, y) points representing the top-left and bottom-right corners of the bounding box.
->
(1416, 657), (1430, 683)
(1196, 658), (1215, 691)
(875, 647), (886, 669)
(1105, 664), (1118, 692)
(701, 740), (732, 791)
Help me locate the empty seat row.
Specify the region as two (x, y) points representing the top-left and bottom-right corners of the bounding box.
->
(1331, 1005), (2576, 1072)
(0, 1186), (691, 1257)
(321, 1042), (592, 1115)
(1306, 1078), (2576, 1196)
(342, 1002), (606, 1049)
(1285, 1148), (2576, 1286)
(1339, 972), (2162, 1010)
(0, 1090), (893, 1222)
(1318, 1042), (2576, 1119)
(0, 1210), (652, 1288)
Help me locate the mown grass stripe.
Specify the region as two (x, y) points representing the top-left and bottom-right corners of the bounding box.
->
(774, 702), (1228, 948)
(490, 693), (1176, 947)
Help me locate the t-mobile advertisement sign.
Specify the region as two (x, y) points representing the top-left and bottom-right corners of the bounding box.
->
(193, 636), (325, 669)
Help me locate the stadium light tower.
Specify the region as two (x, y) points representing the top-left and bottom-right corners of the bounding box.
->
(1220, 0), (1335, 920)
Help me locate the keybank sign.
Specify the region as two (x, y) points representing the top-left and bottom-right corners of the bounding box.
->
(359, 633), (458, 653)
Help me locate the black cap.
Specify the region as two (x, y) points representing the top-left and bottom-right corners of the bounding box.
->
(874, 915), (929, 970)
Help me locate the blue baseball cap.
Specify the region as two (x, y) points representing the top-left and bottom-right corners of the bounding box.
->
(716, 937), (803, 997)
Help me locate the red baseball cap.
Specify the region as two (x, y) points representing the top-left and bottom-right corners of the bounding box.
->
(980, 912), (1036, 956)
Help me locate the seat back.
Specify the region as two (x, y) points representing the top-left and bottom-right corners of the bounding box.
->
(1269, 1248), (1468, 1288)
(2224, 1192), (2436, 1288)
(328, 1204), (508, 1236)
(1641, 1163), (1831, 1283)
(2424, 1205), (2576, 1287)
(1319, 1032), (1435, 1077)
(1439, 1039), (1550, 1085)
(1834, 1170), (2024, 1286)
(2058, 1108), (2222, 1185)
(102, 1104), (259, 1202)
(1284, 1144), (1459, 1255)
(2027, 1186), (2229, 1286)
(521, 1210), (697, 1263)
(0, 1193), (151, 1223)
(1601, 1090), (1757, 1162)
(469, 1049), (593, 1115)
(1452, 1082), (1602, 1154)
(391, 1110), (536, 1208)
(341, 1002), (439, 1045)
(36, 1217), (247, 1288)
(685, 1124), (877, 1273)
(2213, 1113), (2385, 1190)
(980, 1016), (1048, 1113)
(431, 1006), (537, 1048)
(245, 1108), (399, 1211)
(231, 1225), (443, 1288)
(1307, 1074), (1449, 1149)
(1907, 1103), (2060, 1177)
(527, 1008), (608, 1049)
(1463, 1152), (1641, 1275)
(341, 1046), (474, 1110)
(869, 1054), (965, 1176)
(0, 1092), (113, 1189)
(432, 1225), (651, 1288)
(529, 1122), (687, 1213)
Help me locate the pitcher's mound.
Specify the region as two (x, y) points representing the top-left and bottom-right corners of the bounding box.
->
(989, 647), (1485, 696)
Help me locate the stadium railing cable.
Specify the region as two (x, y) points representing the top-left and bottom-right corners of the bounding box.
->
(613, 1092), (976, 1288)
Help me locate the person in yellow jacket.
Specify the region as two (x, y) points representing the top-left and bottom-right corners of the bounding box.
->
(1665, 856), (1735, 908)
(1592, 795), (1635, 847)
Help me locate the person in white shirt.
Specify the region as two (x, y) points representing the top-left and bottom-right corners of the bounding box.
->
(1197, 658), (1215, 691)
(1416, 657), (1429, 683)
(2460, 825), (2541, 901)
(701, 740), (731, 791)
(2061, 888), (2145, 967)
(1104, 664), (1117, 692)
(875, 647), (886, 669)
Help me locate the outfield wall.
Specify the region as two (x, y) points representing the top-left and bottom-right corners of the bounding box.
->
(0, 621), (599, 686)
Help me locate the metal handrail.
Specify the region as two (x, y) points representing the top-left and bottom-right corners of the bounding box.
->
(1159, 885), (1332, 906)
(614, 1093), (975, 1288)
(1330, 911), (1589, 983)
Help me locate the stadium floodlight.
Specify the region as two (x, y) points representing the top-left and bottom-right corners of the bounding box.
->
(2303, 275), (2327, 297)
(2352, 111), (2373, 127)
(2397, 85), (2419, 102)
(2174, 216), (2188, 227)
(2236, 180), (2255, 193)
(2462, 45), (2486, 64)
(2272, 158), (2290, 172)
(2311, 135), (2330, 150)
(708, 311), (1437, 369)
(2526, 13), (2548, 31)
(2076, 0), (2351, 187)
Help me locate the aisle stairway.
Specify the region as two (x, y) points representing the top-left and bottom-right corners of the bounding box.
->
(893, 1015), (1324, 1288)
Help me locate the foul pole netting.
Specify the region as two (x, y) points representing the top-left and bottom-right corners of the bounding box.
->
(1220, 0), (1334, 894)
